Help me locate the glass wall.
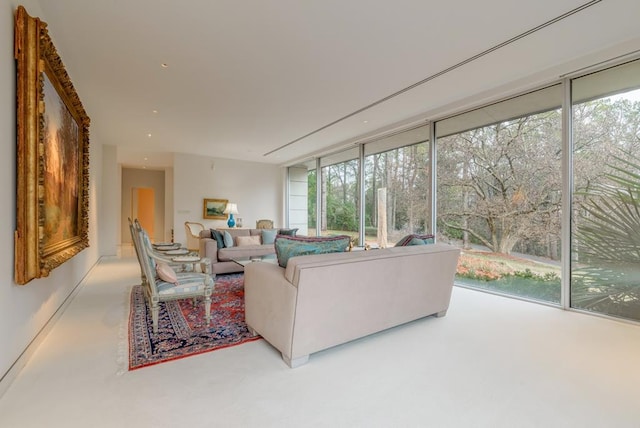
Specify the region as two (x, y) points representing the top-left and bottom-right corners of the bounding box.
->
(288, 56), (640, 323)
(363, 125), (431, 247)
(436, 85), (563, 304)
(571, 60), (640, 321)
(319, 148), (360, 242)
(305, 160), (317, 236)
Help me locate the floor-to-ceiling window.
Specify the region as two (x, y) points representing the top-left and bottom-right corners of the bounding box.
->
(319, 148), (360, 242)
(302, 160), (317, 236)
(363, 125), (431, 247)
(571, 59), (640, 321)
(436, 85), (563, 303)
(287, 55), (640, 322)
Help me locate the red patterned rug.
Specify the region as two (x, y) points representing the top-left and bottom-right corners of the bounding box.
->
(127, 273), (261, 370)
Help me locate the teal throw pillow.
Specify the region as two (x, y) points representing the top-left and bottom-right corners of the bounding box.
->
(261, 229), (277, 245)
(278, 228), (298, 236)
(408, 237), (426, 245)
(223, 231), (234, 248)
(395, 234), (435, 247)
(210, 229), (225, 249)
(274, 235), (351, 268)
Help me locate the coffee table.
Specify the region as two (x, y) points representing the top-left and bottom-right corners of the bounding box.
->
(232, 254), (278, 267)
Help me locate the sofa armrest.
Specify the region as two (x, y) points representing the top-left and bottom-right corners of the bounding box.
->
(199, 238), (219, 262)
(244, 262), (297, 359)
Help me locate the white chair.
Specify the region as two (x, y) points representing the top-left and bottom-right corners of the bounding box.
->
(132, 219), (214, 334)
(185, 221), (205, 251)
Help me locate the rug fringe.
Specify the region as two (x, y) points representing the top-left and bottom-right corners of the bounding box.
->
(116, 285), (133, 375)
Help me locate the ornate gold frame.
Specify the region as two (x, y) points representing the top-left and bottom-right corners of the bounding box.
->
(203, 198), (228, 220)
(14, 6), (90, 285)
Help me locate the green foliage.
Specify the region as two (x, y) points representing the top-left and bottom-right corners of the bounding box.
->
(327, 199), (357, 232)
(307, 170), (317, 227)
(364, 226), (377, 237)
(572, 150), (640, 320)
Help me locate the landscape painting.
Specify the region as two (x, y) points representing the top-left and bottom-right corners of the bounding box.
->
(14, 6), (90, 284)
(203, 198), (228, 220)
(42, 73), (80, 247)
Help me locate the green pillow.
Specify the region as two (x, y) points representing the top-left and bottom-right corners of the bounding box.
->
(278, 228), (299, 236)
(395, 234), (435, 246)
(274, 235), (351, 268)
(408, 237), (426, 245)
(261, 229), (277, 245)
(210, 229), (225, 249)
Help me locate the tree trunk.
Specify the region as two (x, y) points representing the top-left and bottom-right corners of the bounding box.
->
(377, 188), (388, 248)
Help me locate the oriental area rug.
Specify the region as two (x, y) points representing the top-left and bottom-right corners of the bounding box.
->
(127, 273), (261, 370)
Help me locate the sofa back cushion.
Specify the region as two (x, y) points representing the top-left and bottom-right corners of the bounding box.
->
(274, 235), (351, 268)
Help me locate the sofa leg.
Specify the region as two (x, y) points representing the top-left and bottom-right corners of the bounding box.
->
(435, 310), (447, 318)
(282, 354), (309, 368)
(247, 326), (259, 337)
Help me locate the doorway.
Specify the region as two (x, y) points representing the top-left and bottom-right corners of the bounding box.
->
(132, 187), (155, 238)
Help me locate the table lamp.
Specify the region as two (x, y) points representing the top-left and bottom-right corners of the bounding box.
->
(224, 203), (239, 228)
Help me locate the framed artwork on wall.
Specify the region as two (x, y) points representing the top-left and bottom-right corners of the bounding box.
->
(203, 198), (228, 220)
(14, 6), (91, 285)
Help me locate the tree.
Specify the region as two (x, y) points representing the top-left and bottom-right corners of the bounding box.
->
(437, 112), (562, 254)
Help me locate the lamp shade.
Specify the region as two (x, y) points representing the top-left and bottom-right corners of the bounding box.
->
(223, 203), (238, 215)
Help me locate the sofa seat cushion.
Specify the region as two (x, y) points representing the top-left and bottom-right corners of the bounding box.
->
(218, 244), (275, 261)
(156, 274), (209, 294)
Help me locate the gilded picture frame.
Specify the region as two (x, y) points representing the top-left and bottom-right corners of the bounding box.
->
(203, 198), (228, 220)
(14, 6), (90, 285)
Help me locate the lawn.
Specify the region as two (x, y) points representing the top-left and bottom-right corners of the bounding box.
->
(456, 249), (561, 303)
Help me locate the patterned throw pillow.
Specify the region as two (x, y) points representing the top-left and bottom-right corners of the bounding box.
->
(261, 229), (278, 245)
(156, 262), (178, 285)
(236, 235), (261, 246)
(395, 234), (435, 247)
(274, 235), (351, 268)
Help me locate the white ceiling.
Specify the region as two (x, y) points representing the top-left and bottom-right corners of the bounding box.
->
(36, 0), (640, 168)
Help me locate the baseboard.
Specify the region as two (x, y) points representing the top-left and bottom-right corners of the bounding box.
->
(0, 257), (102, 399)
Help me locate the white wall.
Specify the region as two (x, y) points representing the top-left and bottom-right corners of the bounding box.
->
(100, 144), (119, 255)
(173, 153), (284, 245)
(0, 1), (102, 386)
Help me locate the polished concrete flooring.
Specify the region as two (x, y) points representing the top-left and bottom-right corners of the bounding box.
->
(1, 250), (639, 428)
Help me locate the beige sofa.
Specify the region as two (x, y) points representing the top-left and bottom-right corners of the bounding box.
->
(199, 228), (276, 274)
(244, 243), (460, 367)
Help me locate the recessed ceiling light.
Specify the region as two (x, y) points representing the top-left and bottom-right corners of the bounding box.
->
(363, 120), (369, 123)
(144, 157), (148, 161)
(147, 133), (152, 138)
(152, 110), (158, 114)
(161, 63), (168, 68)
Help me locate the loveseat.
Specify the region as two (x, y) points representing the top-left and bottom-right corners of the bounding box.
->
(198, 228), (277, 274)
(244, 243), (460, 367)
